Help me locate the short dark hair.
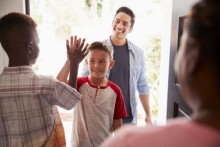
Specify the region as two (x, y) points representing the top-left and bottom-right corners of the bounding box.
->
(0, 12), (37, 41)
(0, 12), (37, 35)
(114, 6), (135, 28)
(88, 41), (114, 60)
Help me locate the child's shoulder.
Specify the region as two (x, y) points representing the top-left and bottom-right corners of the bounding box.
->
(108, 80), (122, 94)
(77, 76), (88, 88)
(78, 76), (88, 82)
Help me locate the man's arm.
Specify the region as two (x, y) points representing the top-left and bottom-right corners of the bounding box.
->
(139, 94), (152, 125)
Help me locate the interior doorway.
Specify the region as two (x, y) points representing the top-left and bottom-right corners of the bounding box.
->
(28, 0), (163, 145)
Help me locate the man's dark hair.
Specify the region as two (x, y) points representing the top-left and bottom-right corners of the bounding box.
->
(114, 6), (135, 28)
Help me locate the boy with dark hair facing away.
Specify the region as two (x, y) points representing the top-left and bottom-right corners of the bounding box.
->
(0, 12), (87, 146)
(57, 41), (127, 147)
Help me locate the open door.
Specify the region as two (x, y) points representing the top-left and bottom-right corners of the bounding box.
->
(167, 0), (199, 119)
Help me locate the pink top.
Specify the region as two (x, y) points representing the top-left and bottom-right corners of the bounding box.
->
(101, 118), (220, 147)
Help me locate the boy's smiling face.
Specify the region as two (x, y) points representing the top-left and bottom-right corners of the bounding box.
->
(86, 49), (114, 79)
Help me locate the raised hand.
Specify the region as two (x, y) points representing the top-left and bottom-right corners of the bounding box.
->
(65, 36), (88, 88)
(66, 36), (88, 65)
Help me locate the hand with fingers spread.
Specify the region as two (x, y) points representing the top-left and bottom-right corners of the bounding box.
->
(67, 36), (89, 65)
(57, 35), (89, 88)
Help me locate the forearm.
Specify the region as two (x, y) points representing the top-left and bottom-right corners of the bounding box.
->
(139, 94), (152, 123)
(57, 60), (70, 82)
(69, 62), (79, 88)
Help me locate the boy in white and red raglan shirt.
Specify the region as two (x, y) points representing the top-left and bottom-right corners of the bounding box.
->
(57, 40), (127, 147)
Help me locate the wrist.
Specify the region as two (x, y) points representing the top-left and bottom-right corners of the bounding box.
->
(70, 60), (80, 66)
(146, 113), (152, 118)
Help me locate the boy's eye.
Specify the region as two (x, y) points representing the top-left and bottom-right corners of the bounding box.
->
(100, 60), (107, 64)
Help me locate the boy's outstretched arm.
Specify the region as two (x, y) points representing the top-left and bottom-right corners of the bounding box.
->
(57, 60), (70, 83)
(57, 36), (88, 88)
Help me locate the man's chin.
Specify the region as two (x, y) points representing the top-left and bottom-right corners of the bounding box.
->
(112, 34), (124, 40)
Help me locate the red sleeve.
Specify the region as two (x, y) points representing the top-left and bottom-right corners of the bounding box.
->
(108, 81), (128, 119)
(77, 77), (88, 91)
(67, 77), (87, 92)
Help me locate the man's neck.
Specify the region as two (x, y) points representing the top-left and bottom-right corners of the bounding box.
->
(110, 36), (127, 46)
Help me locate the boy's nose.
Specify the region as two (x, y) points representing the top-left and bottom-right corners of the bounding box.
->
(94, 62), (99, 68)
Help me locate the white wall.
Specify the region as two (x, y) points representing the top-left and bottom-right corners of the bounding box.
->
(157, 0), (173, 125)
(0, 0), (25, 73)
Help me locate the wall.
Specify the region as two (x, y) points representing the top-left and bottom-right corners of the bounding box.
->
(0, 0), (25, 73)
(157, 0), (173, 125)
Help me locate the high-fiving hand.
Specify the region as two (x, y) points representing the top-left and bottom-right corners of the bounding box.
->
(66, 36), (89, 64)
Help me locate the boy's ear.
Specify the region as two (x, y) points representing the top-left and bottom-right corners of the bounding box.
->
(109, 60), (115, 70)
(26, 42), (33, 56)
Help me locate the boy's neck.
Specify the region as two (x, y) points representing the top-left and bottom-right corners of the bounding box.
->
(88, 75), (108, 87)
(8, 50), (31, 67)
(9, 60), (30, 67)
